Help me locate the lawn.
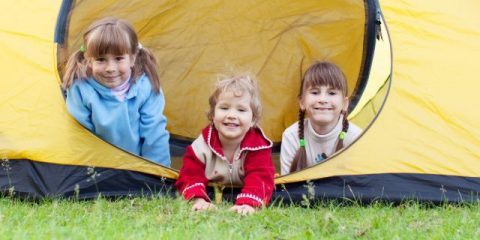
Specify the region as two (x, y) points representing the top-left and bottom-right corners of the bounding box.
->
(1, 196), (480, 239)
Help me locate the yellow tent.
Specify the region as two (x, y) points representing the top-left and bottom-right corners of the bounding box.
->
(1, 0), (478, 202)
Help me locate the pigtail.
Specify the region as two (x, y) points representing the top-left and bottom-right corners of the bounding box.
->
(289, 110), (308, 173)
(335, 110), (349, 152)
(62, 50), (88, 90)
(133, 47), (161, 94)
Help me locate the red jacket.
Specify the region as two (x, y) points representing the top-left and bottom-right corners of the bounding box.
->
(175, 124), (275, 207)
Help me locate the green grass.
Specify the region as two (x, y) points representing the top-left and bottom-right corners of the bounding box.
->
(1, 197), (480, 239)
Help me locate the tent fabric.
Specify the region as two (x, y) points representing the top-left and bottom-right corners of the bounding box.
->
(273, 173), (480, 204)
(0, 160), (176, 199)
(1, 0), (480, 203)
(0, 0), (178, 180)
(277, 0), (480, 183)
(349, 15), (391, 128)
(57, 0), (376, 143)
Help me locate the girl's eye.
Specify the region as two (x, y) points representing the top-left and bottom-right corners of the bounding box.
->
(310, 90), (319, 95)
(116, 56), (125, 61)
(95, 57), (105, 62)
(238, 108), (246, 112)
(219, 106), (228, 110)
(329, 91), (337, 95)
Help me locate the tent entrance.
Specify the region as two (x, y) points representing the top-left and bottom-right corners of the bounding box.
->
(55, 0), (380, 144)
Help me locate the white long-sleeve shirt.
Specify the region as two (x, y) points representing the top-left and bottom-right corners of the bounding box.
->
(280, 116), (362, 175)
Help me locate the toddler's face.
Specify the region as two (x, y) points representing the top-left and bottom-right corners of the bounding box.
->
(213, 91), (254, 146)
(89, 53), (135, 89)
(300, 85), (348, 134)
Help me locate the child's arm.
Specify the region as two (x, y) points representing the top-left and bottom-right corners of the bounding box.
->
(235, 148), (275, 208)
(66, 83), (94, 131)
(175, 145), (210, 202)
(138, 89), (170, 166)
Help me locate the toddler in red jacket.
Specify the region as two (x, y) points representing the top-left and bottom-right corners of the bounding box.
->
(175, 74), (275, 215)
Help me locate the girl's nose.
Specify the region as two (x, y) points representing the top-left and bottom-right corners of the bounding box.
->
(318, 93), (328, 102)
(226, 110), (236, 119)
(106, 60), (116, 72)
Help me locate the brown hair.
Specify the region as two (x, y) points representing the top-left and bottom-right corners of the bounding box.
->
(207, 74), (262, 126)
(289, 61), (350, 173)
(62, 17), (161, 93)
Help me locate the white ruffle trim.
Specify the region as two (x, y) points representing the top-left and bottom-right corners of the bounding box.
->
(182, 182), (205, 195)
(236, 193), (263, 205)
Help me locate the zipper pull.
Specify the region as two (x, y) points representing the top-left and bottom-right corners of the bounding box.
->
(229, 163), (233, 173)
(375, 8), (383, 41)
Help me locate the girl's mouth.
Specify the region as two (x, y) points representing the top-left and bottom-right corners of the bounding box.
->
(223, 123), (239, 127)
(314, 107), (332, 111)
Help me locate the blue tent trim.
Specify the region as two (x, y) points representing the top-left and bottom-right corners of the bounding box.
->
(3, 159), (480, 204)
(271, 173), (480, 204)
(54, 0), (73, 44)
(348, 0), (380, 112)
(0, 159), (176, 200)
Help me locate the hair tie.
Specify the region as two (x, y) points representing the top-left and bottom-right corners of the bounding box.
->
(79, 45), (85, 53)
(299, 139), (305, 147)
(339, 131), (347, 140)
(137, 43), (143, 50)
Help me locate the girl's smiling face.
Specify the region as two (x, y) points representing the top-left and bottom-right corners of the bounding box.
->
(213, 90), (254, 146)
(300, 85), (348, 134)
(89, 53), (135, 89)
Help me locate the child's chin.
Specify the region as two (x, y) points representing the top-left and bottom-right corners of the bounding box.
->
(311, 117), (336, 124)
(220, 131), (246, 139)
(220, 131), (240, 137)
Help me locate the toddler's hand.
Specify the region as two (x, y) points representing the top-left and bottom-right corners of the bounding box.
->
(229, 204), (256, 215)
(191, 198), (215, 212)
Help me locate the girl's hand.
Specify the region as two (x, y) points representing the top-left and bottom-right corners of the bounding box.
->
(191, 198), (215, 212)
(229, 204), (256, 215)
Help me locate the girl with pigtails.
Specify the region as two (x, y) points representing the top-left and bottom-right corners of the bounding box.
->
(62, 17), (170, 166)
(280, 61), (362, 175)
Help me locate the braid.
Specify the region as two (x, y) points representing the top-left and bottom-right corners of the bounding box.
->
(298, 110), (305, 141)
(335, 111), (349, 152)
(289, 110), (307, 173)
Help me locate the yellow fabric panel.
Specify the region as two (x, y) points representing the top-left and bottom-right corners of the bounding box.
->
(62, 0), (368, 142)
(277, 0), (480, 183)
(0, 1), (65, 160)
(2, 0), (479, 186)
(0, 0), (177, 178)
(350, 76), (389, 129)
(349, 16), (392, 128)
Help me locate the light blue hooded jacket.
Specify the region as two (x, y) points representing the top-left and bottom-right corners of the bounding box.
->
(66, 74), (170, 166)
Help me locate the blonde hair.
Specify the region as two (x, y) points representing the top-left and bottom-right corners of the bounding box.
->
(62, 17), (161, 93)
(207, 74), (262, 126)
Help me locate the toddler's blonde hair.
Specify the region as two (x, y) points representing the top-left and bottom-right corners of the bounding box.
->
(207, 74), (262, 126)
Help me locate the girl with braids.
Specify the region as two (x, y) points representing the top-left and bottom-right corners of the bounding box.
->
(62, 17), (170, 166)
(280, 61), (362, 175)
